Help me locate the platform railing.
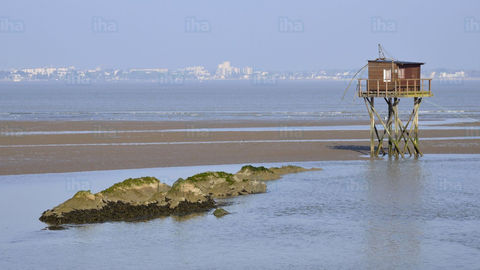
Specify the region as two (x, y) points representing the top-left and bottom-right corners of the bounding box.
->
(357, 78), (432, 97)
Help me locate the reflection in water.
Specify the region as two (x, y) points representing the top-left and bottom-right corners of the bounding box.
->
(171, 211), (210, 267)
(365, 159), (424, 269)
(171, 212), (208, 222)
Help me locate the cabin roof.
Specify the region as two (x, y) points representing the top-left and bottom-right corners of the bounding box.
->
(368, 59), (424, 65)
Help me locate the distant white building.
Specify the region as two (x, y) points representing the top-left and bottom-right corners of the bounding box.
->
(215, 61), (231, 79)
(242, 66), (253, 79)
(438, 71), (465, 79)
(215, 61), (241, 79)
(184, 66), (211, 80)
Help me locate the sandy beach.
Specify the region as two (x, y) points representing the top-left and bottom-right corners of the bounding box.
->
(1, 120), (479, 175)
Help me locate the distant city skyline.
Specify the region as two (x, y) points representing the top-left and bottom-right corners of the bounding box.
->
(0, 60), (474, 84)
(1, 0), (480, 70)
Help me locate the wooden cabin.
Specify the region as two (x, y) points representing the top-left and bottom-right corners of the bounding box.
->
(358, 59), (432, 98)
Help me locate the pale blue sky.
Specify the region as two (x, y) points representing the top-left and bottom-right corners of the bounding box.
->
(1, 0), (479, 70)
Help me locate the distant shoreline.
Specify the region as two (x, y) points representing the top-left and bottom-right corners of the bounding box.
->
(2, 78), (480, 84)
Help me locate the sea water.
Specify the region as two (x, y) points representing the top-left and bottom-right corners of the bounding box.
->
(0, 80), (479, 122)
(1, 155), (480, 269)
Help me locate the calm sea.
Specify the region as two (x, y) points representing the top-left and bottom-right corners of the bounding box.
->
(1, 155), (480, 269)
(0, 80), (478, 121)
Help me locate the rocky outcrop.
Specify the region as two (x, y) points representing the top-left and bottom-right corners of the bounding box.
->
(39, 165), (320, 225)
(172, 171), (267, 198)
(235, 165), (280, 181)
(39, 177), (215, 225)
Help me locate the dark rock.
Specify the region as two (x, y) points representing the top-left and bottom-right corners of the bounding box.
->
(44, 225), (67, 230)
(213, 208), (230, 218)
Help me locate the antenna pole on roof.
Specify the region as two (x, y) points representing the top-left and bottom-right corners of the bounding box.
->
(377, 44), (396, 61)
(378, 44), (386, 60)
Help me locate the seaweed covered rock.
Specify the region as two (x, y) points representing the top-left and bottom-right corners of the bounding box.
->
(100, 176), (170, 203)
(39, 177), (214, 225)
(165, 165), (321, 199)
(170, 171), (266, 198)
(39, 165), (321, 225)
(166, 181), (215, 211)
(235, 165), (280, 181)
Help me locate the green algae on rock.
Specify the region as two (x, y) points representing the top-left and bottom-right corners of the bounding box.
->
(235, 165), (279, 181)
(170, 171), (266, 198)
(100, 176), (161, 195)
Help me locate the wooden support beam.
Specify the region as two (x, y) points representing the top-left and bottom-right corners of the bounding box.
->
(369, 98), (375, 156)
(397, 116), (415, 156)
(413, 98), (423, 157)
(397, 112), (414, 156)
(363, 95), (423, 158)
(366, 98), (404, 158)
(393, 98), (400, 158)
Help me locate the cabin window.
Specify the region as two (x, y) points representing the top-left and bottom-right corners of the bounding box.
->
(398, 68), (405, 79)
(383, 69), (392, 82)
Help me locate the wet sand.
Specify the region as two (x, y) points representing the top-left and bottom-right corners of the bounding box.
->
(1, 120), (479, 175)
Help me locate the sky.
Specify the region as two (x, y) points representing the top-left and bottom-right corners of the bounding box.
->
(1, 0), (480, 71)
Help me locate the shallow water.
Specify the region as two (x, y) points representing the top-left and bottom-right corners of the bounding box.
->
(1, 118), (478, 137)
(2, 136), (480, 149)
(1, 155), (480, 269)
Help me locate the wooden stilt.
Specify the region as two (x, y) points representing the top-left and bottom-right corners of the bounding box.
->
(393, 98), (400, 158)
(387, 98), (393, 156)
(413, 97), (423, 157)
(366, 99), (403, 158)
(364, 96), (421, 158)
(369, 98), (375, 156)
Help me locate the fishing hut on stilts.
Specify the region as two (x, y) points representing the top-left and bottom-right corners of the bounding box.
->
(355, 45), (433, 158)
